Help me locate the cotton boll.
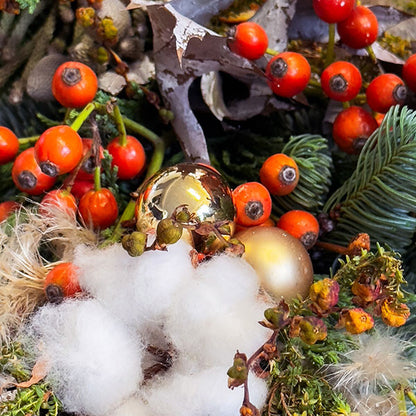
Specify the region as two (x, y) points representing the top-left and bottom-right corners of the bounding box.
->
(165, 254), (272, 367)
(195, 254), (263, 307)
(74, 241), (194, 328)
(144, 364), (268, 416)
(23, 299), (144, 416)
(109, 396), (150, 416)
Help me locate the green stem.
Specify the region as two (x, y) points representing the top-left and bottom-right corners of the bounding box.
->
(397, 385), (408, 416)
(63, 107), (71, 124)
(266, 47), (279, 56)
(18, 135), (39, 146)
(325, 23), (336, 67)
(406, 388), (416, 407)
(70, 102), (96, 132)
(365, 45), (378, 65)
(113, 103), (127, 146)
(122, 117), (165, 179)
(342, 101), (351, 109)
(93, 166), (101, 192)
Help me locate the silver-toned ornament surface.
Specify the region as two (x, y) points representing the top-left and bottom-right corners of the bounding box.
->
(136, 163), (234, 234)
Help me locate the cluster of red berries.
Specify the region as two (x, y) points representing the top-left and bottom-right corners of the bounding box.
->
(232, 153), (320, 250)
(0, 61), (147, 230)
(226, 1), (416, 248)
(227, 1), (416, 155)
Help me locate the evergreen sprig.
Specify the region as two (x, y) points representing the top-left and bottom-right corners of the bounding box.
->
(323, 105), (416, 252)
(273, 134), (333, 216)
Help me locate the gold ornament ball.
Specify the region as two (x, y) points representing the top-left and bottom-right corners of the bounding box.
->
(235, 226), (314, 301)
(135, 163), (235, 234)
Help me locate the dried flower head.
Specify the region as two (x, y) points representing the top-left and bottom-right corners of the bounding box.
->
(380, 297), (410, 327)
(309, 277), (339, 316)
(337, 308), (374, 334)
(290, 315), (327, 345)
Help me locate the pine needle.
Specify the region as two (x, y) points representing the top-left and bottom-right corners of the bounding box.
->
(323, 105), (416, 252)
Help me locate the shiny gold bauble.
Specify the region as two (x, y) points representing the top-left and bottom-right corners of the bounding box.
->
(135, 163), (235, 237)
(235, 226), (314, 301)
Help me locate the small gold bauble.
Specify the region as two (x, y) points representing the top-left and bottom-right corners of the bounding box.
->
(235, 226), (314, 301)
(135, 163), (235, 237)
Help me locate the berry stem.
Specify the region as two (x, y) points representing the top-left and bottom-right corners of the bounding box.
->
(18, 135), (39, 146)
(93, 166), (101, 192)
(113, 103), (127, 147)
(70, 102), (96, 132)
(266, 47), (279, 56)
(324, 23), (336, 67)
(122, 117), (165, 179)
(365, 45), (378, 65)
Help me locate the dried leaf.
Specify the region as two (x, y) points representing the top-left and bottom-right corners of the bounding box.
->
(146, 3), (268, 163)
(14, 359), (48, 388)
(200, 71), (231, 121)
(98, 71), (127, 95)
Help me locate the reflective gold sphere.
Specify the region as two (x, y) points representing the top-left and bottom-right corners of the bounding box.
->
(235, 226), (314, 301)
(135, 163), (235, 235)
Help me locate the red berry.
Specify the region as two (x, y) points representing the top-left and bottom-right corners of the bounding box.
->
(313, 0), (355, 23)
(106, 135), (146, 180)
(12, 147), (56, 195)
(337, 5), (378, 49)
(0, 201), (20, 222)
(332, 106), (378, 154)
(228, 22), (268, 60)
(265, 52), (311, 98)
(35, 125), (83, 177)
(259, 153), (299, 196)
(0, 126), (19, 165)
(44, 262), (82, 303)
(70, 179), (95, 201)
(365, 73), (407, 114)
(277, 210), (319, 249)
(403, 54), (416, 93)
(78, 188), (119, 229)
(52, 61), (98, 109)
(40, 189), (77, 217)
(320, 61), (362, 102)
(232, 182), (272, 227)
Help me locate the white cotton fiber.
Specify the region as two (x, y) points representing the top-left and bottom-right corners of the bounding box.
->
(74, 241), (195, 329)
(165, 253), (271, 367)
(144, 364), (269, 416)
(24, 241), (275, 416)
(24, 298), (144, 416)
(109, 396), (150, 416)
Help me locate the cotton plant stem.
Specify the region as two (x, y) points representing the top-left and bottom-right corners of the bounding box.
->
(324, 23), (336, 67)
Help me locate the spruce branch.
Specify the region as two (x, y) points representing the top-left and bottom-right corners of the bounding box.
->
(323, 105), (416, 252)
(273, 134), (333, 216)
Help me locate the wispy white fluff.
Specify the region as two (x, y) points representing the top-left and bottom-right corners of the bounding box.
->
(24, 299), (144, 416)
(23, 241), (273, 416)
(326, 330), (416, 416)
